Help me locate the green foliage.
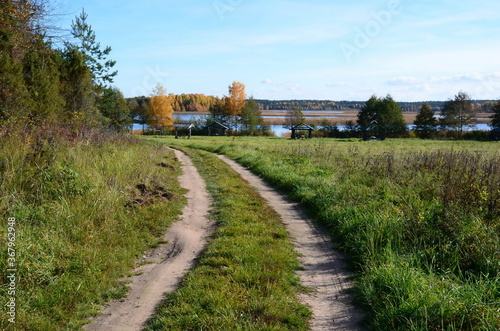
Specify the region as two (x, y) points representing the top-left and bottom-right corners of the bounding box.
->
(440, 91), (476, 139)
(358, 95), (407, 139)
(490, 100), (500, 130)
(0, 2), (128, 132)
(67, 9), (117, 90)
(97, 87), (132, 132)
(59, 47), (99, 126)
(414, 103), (437, 138)
(0, 52), (34, 122)
(239, 97), (268, 136)
(22, 49), (65, 121)
(208, 96), (230, 125)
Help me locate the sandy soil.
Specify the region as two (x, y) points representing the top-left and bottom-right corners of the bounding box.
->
(84, 149), (213, 331)
(217, 155), (365, 331)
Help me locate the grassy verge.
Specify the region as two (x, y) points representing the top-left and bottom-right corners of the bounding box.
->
(146, 146), (311, 331)
(159, 136), (500, 331)
(0, 129), (185, 330)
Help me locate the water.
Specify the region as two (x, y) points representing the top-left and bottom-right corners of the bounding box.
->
(134, 114), (492, 135)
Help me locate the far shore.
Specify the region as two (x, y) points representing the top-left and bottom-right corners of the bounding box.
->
(173, 110), (493, 126)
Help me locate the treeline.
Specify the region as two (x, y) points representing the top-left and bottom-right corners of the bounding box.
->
(255, 100), (363, 111)
(255, 99), (498, 113)
(0, 2), (131, 132)
(315, 92), (500, 140)
(140, 97), (500, 113)
(128, 94), (218, 114)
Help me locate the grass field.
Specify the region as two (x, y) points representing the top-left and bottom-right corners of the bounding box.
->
(0, 130), (186, 330)
(146, 146), (311, 330)
(160, 136), (500, 331)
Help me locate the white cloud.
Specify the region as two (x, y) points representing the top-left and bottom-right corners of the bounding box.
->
(386, 76), (422, 86)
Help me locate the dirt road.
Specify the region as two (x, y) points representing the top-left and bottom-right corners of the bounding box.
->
(84, 149), (213, 331)
(217, 155), (364, 331)
(84, 148), (363, 331)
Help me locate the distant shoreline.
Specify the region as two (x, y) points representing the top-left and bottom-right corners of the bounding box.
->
(173, 110), (493, 126)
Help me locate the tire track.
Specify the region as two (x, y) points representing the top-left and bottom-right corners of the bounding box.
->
(84, 149), (214, 331)
(217, 155), (364, 331)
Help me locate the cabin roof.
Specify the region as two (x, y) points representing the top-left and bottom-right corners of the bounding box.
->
(291, 123), (315, 131)
(173, 123), (195, 129)
(206, 121), (229, 129)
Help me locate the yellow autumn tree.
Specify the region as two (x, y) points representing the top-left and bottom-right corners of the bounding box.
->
(148, 83), (173, 130)
(227, 81), (247, 116)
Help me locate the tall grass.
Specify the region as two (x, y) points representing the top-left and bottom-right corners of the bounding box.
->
(0, 127), (185, 330)
(166, 136), (500, 330)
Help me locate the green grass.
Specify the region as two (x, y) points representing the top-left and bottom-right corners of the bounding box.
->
(145, 146), (311, 331)
(0, 130), (186, 330)
(156, 136), (500, 331)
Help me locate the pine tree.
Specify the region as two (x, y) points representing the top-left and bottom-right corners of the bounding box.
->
(60, 47), (99, 127)
(414, 103), (437, 139)
(22, 48), (65, 121)
(67, 9), (117, 90)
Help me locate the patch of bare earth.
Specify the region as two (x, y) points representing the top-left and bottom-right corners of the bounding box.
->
(217, 155), (365, 331)
(84, 149), (213, 331)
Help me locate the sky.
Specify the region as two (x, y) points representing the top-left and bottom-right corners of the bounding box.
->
(54, 0), (500, 102)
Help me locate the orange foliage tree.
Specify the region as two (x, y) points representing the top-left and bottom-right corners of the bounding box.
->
(227, 81), (246, 116)
(148, 83), (173, 130)
(225, 81), (246, 130)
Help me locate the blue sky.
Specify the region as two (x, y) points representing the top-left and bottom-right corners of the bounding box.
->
(56, 0), (500, 101)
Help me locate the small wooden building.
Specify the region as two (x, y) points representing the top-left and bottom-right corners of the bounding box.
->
(362, 120), (386, 141)
(206, 121), (229, 136)
(290, 124), (315, 139)
(173, 123), (195, 138)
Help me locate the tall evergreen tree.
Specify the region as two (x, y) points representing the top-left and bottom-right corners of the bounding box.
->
(22, 48), (65, 121)
(67, 9), (117, 90)
(414, 102), (437, 139)
(60, 47), (99, 126)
